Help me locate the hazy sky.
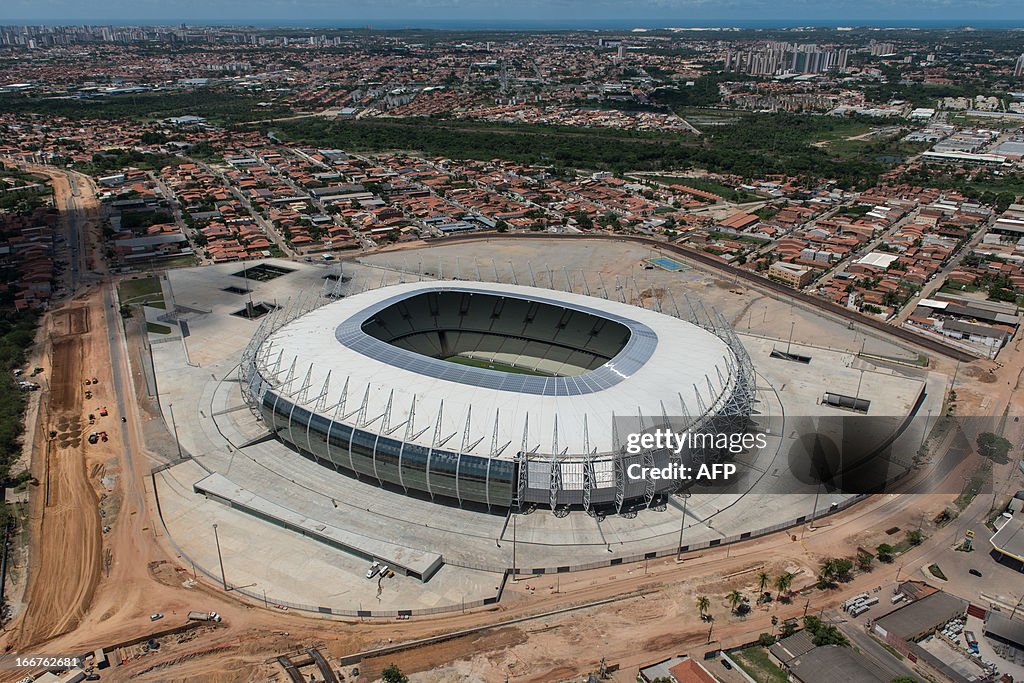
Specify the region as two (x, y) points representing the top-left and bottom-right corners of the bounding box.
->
(1, 0), (1022, 26)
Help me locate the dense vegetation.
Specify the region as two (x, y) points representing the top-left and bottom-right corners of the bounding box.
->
(79, 149), (181, 175)
(649, 73), (738, 108)
(0, 89), (293, 125)
(268, 112), (896, 188)
(0, 311), (37, 486)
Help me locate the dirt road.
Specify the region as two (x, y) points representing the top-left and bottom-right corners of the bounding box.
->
(13, 305), (102, 648)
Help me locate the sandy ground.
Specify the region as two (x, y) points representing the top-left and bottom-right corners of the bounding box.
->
(12, 305), (101, 647)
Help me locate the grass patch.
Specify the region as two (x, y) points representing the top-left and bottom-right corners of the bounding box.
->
(118, 276), (164, 307)
(825, 137), (927, 163)
(128, 254), (198, 271)
(927, 563), (947, 581)
(632, 174), (761, 203)
(146, 322), (173, 335)
(812, 121), (874, 143)
(731, 646), (789, 683)
(267, 112), (897, 188)
(444, 355), (552, 376)
(119, 276), (162, 299)
(0, 89), (292, 125)
(954, 461), (991, 512)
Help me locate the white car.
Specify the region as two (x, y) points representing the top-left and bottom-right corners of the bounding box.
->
(150, 613), (163, 621)
(378, 565), (390, 578)
(366, 561), (381, 579)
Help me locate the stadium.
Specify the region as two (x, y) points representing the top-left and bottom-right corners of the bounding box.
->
(237, 280), (757, 514)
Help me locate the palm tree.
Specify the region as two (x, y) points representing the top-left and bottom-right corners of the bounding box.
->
(696, 595), (710, 619)
(727, 590), (744, 614)
(774, 572), (793, 601)
(758, 571), (770, 594)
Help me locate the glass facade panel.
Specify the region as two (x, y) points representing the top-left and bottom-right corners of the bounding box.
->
(326, 419), (354, 469)
(488, 461), (515, 507)
(458, 454), (490, 503)
(400, 443), (430, 491)
(428, 449), (460, 500)
(253, 389), (534, 508)
(372, 435), (402, 485)
(307, 412), (333, 462)
(348, 427), (378, 478)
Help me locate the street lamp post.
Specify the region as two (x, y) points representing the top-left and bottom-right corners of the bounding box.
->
(212, 523), (227, 590)
(676, 492), (691, 561)
(511, 514), (517, 583)
(168, 402), (183, 460)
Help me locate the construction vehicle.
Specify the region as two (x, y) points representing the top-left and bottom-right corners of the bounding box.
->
(187, 611), (221, 622)
(88, 432), (99, 444)
(99, 407), (108, 417)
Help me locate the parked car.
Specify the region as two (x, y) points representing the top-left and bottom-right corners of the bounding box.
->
(366, 561), (381, 579)
(150, 613), (163, 621)
(969, 569), (983, 577)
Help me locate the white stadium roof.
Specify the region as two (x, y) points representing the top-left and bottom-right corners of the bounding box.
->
(254, 281), (740, 459)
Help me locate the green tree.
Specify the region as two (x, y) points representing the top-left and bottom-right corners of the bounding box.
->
(727, 590), (745, 614)
(757, 571), (770, 594)
(906, 529), (923, 547)
(891, 677), (918, 683)
(857, 550), (874, 570)
(818, 557), (854, 584)
(977, 432), (1012, 462)
(803, 615), (849, 647)
(696, 595), (710, 619)
(774, 572), (794, 601)
(876, 543), (895, 563)
(381, 664), (409, 683)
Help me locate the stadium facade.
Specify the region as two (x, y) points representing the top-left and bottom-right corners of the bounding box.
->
(238, 280), (756, 514)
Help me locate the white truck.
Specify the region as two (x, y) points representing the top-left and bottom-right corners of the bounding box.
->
(187, 610), (222, 622)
